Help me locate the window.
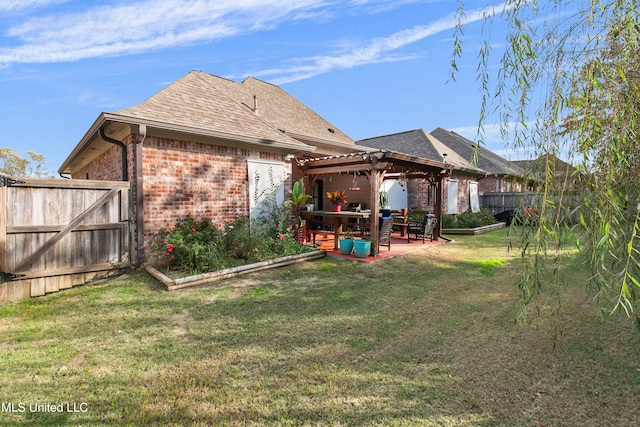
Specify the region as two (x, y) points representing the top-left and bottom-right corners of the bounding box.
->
(469, 181), (480, 212)
(447, 179), (458, 214)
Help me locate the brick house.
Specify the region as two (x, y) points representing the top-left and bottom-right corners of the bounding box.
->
(58, 71), (360, 263)
(513, 154), (580, 192)
(356, 129), (488, 214)
(430, 128), (526, 194)
(357, 128), (527, 215)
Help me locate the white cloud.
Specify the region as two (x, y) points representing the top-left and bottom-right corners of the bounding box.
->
(0, 0), (330, 64)
(0, 0), (508, 73)
(0, 0), (67, 13)
(260, 2), (511, 84)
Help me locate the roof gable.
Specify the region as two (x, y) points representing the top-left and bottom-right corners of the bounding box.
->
(430, 128), (525, 177)
(116, 71), (353, 148)
(355, 129), (485, 175)
(239, 77), (354, 145)
(115, 71), (306, 148)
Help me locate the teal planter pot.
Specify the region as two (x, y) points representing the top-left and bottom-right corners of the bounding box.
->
(353, 240), (371, 258)
(339, 238), (354, 255)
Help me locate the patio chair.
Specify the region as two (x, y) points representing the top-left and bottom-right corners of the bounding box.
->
(379, 217), (393, 251)
(407, 214), (437, 243)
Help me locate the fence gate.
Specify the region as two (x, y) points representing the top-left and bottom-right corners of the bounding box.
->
(0, 176), (132, 301)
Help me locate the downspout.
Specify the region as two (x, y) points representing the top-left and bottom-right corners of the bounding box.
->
(131, 124), (147, 268)
(98, 127), (128, 181)
(435, 172), (452, 242)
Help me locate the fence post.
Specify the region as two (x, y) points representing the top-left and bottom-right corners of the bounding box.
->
(0, 184), (6, 274)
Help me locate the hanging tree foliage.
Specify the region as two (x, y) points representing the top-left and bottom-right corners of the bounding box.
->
(455, 1), (640, 326)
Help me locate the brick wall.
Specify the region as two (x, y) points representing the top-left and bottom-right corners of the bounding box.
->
(479, 176), (524, 193)
(408, 173), (480, 214)
(74, 134), (291, 254)
(74, 144), (127, 181)
(407, 179), (435, 211)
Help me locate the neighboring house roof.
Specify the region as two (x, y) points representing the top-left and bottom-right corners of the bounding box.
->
(355, 129), (486, 176)
(430, 128), (525, 177)
(513, 154), (581, 188)
(513, 154), (577, 177)
(60, 71), (355, 174)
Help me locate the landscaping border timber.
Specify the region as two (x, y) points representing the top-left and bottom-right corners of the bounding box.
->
(145, 250), (326, 291)
(442, 222), (506, 235)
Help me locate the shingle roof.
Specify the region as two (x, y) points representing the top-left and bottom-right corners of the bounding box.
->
(513, 154), (576, 175)
(117, 71), (353, 147)
(115, 71), (305, 148)
(60, 71), (359, 174)
(430, 128), (525, 177)
(355, 129), (486, 175)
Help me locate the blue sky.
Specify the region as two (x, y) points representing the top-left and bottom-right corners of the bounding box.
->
(1, 0), (523, 174)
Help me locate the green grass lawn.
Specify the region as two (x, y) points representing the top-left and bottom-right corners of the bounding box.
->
(1, 228), (639, 426)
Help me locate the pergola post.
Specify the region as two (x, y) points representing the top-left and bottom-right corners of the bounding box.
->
(367, 170), (382, 256)
(434, 174), (444, 241)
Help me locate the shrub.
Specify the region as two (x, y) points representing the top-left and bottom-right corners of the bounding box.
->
(254, 232), (304, 261)
(153, 215), (226, 273)
(153, 213), (311, 276)
(407, 210), (431, 223)
(223, 215), (256, 261)
(443, 208), (497, 229)
(441, 213), (457, 229)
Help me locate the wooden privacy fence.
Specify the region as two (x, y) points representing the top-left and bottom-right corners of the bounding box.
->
(0, 176), (132, 301)
(481, 191), (581, 222)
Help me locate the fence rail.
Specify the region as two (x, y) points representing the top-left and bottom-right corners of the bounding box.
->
(480, 192), (535, 214)
(0, 176), (131, 301)
(481, 191), (582, 222)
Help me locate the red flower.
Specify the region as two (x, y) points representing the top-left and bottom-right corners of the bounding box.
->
(277, 233), (286, 240)
(191, 227), (197, 232)
(166, 244), (175, 253)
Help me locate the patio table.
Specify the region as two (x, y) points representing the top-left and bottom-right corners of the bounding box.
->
(304, 210), (372, 249)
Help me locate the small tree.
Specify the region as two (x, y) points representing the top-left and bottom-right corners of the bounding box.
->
(0, 148), (51, 177)
(453, 1), (640, 327)
(284, 178), (311, 240)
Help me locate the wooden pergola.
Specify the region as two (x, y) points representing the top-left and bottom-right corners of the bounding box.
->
(297, 150), (450, 256)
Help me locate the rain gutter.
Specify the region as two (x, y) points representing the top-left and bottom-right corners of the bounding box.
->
(98, 127), (128, 181)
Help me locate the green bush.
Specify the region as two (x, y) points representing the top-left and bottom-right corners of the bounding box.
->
(407, 210), (431, 223)
(442, 208), (497, 229)
(441, 213), (457, 229)
(223, 215), (255, 261)
(153, 213), (311, 275)
(153, 215), (227, 273)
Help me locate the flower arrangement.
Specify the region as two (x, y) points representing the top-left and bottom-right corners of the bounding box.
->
(523, 207), (539, 219)
(521, 207), (540, 225)
(327, 190), (348, 205)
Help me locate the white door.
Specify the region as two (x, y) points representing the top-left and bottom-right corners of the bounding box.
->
(247, 159), (285, 220)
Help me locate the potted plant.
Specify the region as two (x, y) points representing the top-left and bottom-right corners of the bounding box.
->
(339, 229), (355, 255)
(353, 237), (371, 258)
(285, 178), (312, 243)
(379, 190), (391, 217)
(327, 190), (348, 212)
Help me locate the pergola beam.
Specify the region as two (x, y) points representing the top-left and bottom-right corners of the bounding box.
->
(301, 162), (391, 176)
